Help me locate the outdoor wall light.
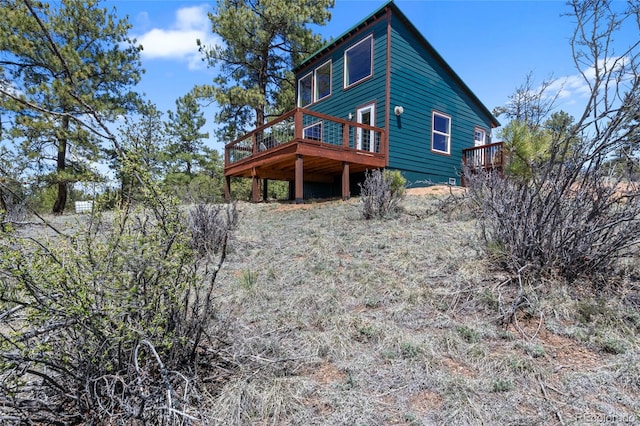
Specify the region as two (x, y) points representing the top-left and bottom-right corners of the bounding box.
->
(348, 112), (353, 120)
(394, 106), (404, 116)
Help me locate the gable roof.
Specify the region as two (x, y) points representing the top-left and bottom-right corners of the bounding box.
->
(294, 0), (500, 128)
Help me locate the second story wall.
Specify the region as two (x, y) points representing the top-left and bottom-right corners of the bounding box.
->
(295, 15), (389, 134)
(387, 12), (495, 185)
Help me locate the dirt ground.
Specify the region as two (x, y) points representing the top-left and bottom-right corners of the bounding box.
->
(406, 184), (466, 196)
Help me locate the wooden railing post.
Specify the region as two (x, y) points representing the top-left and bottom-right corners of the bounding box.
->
(294, 108), (303, 140)
(342, 123), (350, 148)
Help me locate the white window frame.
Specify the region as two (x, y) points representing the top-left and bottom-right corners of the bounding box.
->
(314, 60), (332, 102)
(298, 72), (313, 107)
(344, 35), (373, 89)
(474, 127), (486, 146)
(303, 122), (323, 141)
(431, 111), (451, 155)
(356, 103), (376, 152)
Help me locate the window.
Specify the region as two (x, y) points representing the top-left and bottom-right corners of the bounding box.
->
(474, 128), (486, 146)
(432, 112), (451, 154)
(297, 61), (332, 106)
(303, 122), (322, 141)
(344, 35), (373, 88)
(298, 72), (312, 107)
(314, 61), (331, 101)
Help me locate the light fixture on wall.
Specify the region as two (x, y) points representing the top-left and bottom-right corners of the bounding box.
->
(348, 112), (353, 120)
(394, 106), (404, 116)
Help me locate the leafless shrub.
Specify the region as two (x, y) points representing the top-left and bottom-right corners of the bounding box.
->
(0, 182), (28, 228)
(468, 0), (640, 283)
(188, 202), (238, 257)
(466, 160), (640, 282)
(359, 169), (406, 219)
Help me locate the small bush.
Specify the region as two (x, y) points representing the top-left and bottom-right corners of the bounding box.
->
(599, 337), (628, 355)
(491, 378), (514, 392)
(359, 169), (406, 219)
(457, 325), (480, 343)
(240, 269), (258, 290)
(400, 342), (421, 359)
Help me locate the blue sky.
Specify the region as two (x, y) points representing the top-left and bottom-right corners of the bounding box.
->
(105, 0), (599, 152)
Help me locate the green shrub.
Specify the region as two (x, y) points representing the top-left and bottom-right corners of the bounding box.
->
(491, 378), (514, 392)
(0, 189), (237, 423)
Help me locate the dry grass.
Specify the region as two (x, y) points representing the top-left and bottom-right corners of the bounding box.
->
(19, 191), (639, 424)
(205, 191), (640, 425)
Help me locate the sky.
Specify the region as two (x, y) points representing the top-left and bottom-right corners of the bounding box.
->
(102, 0), (614, 152)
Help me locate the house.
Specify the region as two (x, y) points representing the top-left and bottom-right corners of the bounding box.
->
(224, 0), (502, 203)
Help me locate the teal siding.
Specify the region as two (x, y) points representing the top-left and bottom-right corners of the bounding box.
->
(387, 14), (493, 186)
(293, 4), (497, 189)
(295, 18), (388, 131)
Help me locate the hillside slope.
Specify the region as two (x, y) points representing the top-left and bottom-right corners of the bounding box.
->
(209, 194), (640, 425)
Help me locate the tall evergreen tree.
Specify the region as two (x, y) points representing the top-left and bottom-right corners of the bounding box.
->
(165, 93), (209, 177)
(111, 101), (167, 204)
(0, 0), (142, 213)
(197, 0), (334, 141)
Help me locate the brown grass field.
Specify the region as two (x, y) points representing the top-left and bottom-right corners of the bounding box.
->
(18, 188), (640, 424)
(203, 190), (640, 425)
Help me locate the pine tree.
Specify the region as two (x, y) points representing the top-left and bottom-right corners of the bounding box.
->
(0, 0), (142, 213)
(165, 93), (209, 177)
(196, 0), (334, 141)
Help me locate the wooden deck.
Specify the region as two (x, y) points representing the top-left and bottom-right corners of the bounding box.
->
(461, 141), (506, 186)
(224, 108), (386, 203)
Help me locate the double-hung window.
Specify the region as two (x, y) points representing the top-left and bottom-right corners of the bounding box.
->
(314, 61), (331, 101)
(298, 73), (313, 107)
(432, 111), (451, 154)
(344, 35), (373, 88)
(297, 61), (332, 106)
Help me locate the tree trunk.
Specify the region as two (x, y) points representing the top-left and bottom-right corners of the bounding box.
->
(52, 181), (67, 214)
(0, 187), (6, 231)
(52, 116), (69, 214)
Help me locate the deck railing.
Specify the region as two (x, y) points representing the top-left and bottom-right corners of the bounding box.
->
(462, 142), (506, 171)
(461, 142), (506, 186)
(225, 108), (385, 166)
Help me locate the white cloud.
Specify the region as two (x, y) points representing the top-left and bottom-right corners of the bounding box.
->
(134, 5), (219, 70)
(547, 74), (591, 103)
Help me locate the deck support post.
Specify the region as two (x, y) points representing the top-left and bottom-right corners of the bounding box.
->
(251, 168), (260, 202)
(295, 154), (303, 204)
(263, 179), (268, 201)
(224, 176), (231, 202)
(341, 162), (350, 201)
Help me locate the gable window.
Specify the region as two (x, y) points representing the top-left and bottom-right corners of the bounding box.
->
(303, 122), (323, 141)
(432, 111), (451, 154)
(298, 72), (312, 107)
(314, 61), (332, 101)
(344, 35), (373, 88)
